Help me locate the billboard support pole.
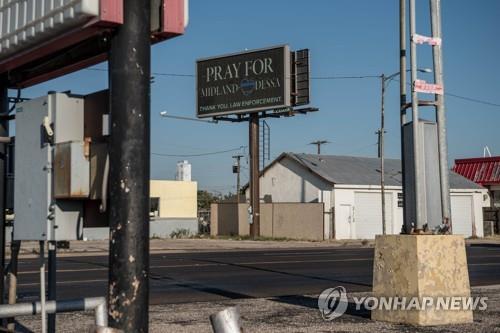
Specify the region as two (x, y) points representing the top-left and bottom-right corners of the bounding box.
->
(108, 0), (150, 331)
(249, 113), (260, 238)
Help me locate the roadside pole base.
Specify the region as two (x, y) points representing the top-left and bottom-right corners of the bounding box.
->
(87, 325), (123, 333)
(371, 235), (473, 325)
(209, 306), (243, 333)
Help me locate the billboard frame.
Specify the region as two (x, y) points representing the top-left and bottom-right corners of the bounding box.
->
(196, 45), (291, 118)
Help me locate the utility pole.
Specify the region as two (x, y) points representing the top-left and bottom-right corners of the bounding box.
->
(249, 114), (260, 238)
(108, 0), (150, 331)
(430, 0), (452, 230)
(232, 155), (243, 202)
(409, 0), (424, 232)
(378, 74), (387, 235)
(310, 140), (329, 155)
(399, 0), (408, 233)
(0, 78), (7, 328)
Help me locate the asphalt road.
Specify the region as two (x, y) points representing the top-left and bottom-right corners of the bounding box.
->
(14, 245), (500, 305)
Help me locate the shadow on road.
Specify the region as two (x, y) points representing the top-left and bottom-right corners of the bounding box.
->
(469, 243), (500, 248)
(195, 258), (372, 288)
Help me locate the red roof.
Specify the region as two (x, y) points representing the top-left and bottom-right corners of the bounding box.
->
(453, 156), (500, 186)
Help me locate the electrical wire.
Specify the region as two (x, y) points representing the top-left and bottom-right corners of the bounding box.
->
(152, 146), (246, 158)
(85, 68), (500, 109)
(311, 75), (380, 80)
(444, 92), (500, 108)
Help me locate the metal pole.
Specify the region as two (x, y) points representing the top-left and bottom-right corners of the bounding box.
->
(380, 75), (387, 235)
(0, 81), (8, 317)
(0, 297), (108, 327)
(108, 0), (151, 331)
(399, 0), (408, 232)
(48, 241), (56, 332)
(209, 306), (243, 333)
(7, 240), (20, 331)
(249, 113), (260, 238)
(430, 0), (451, 230)
(39, 241), (47, 333)
(261, 120), (264, 171)
(233, 155), (242, 202)
(409, 0), (425, 231)
(237, 157), (241, 200)
(310, 141), (329, 155)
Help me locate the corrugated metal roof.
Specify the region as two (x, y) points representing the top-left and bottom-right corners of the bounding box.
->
(286, 153), (483, 189)
(453, 156), (500, 186)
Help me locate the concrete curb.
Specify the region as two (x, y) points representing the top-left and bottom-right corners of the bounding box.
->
(5, 237), (500, 259)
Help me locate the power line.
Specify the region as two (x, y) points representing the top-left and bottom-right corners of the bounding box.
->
(152, 146), (246, 158)
(85, 68), (500, 109)
(311, 75), (379, 80)
(444, 92), (500, 108)
(342, 142), (378, 155)
(86, 68), (195, 77)
(86, 68), (378, 80)
(392, 78), (500, 108)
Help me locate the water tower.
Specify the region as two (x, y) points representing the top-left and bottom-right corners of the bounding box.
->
(176, 160), (192, 181)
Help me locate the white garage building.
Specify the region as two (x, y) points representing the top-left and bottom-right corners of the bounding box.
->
(248, 153), (489, 239)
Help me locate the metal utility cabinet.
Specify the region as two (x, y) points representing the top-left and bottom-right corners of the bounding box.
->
(14, 91), (109, 241)
(403, 120), (442, 232)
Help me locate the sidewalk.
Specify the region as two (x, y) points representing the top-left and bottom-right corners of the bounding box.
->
(17, 285), (500, 332)
(8, 236), (500, 258)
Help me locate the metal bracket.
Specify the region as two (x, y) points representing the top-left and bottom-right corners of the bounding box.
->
(401, 100), (438, 111)
(213, 107), (319, 123)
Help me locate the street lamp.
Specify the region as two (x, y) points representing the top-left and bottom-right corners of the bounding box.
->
(159, 110), (218, 124)
(378, 68), (431, 235)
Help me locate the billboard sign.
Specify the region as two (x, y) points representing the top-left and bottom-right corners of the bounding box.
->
(196, 45), (291, 118)
(0, 0), (188, 88)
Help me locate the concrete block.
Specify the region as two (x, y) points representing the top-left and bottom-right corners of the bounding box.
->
(372, 235), (472, 325)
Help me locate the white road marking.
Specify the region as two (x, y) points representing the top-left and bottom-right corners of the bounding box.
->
(16, 254), (500, 276)
(17, 258), (373, 276)
(18, 279), (108, 287)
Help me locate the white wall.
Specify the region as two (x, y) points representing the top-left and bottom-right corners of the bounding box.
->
(248, 157), (334, 239)
(333, 185), (403, 239)
(451, 189), (488, 238)
(248, 157), (331, 203)
(333, 186), (488, 239)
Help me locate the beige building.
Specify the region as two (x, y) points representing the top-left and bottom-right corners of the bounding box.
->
(83, 180), (198, 240)
(150, 180), (197, 219)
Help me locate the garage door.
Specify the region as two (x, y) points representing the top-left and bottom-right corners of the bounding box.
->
(354, 192), (393, 239)
(451, 195), (473, 237)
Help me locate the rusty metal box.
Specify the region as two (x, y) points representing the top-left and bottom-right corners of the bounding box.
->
(54, 141), (90, 199)
(89, 142), (108, 200)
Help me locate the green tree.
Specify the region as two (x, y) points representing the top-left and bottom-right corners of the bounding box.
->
(197, 190), (220, 210)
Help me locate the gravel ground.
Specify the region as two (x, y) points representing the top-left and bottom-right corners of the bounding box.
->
(14, 286), (500, 333)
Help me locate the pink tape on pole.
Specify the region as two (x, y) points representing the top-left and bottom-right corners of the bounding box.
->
(412, 33), (442, 46)
(414, 79), (444, 95)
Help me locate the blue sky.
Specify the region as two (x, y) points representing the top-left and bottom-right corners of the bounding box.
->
(23, 0), (500, 193)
